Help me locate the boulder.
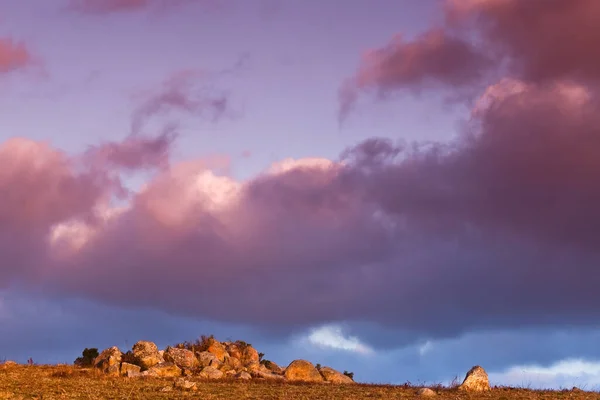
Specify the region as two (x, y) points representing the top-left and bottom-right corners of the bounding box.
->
(253, 370), (285, 381)
(241, 346), (259, 365)
(207, 341), (229, 362)
(262, 360), (283, 374)
(197, 351), (221, 368)
(132, 341), (163, 370)
(225, 343), (242, 360)
(458, 365), (490, 392)
(1, 361), (18, 367)
(284, 360), (324, 382)
(198, 366), (224, 380)
(145, 362), (182, 378)
(174, 378), (197, 391)
(236, 371), (252, 380)
(120, 362), (141, 377)
(225, 356), (242, 370)
(163, 347), (198, 370)
(245, 361), (260, 373)
(93, 346), (122, 376)
(417, 388), (437, 397)
(318, 366), (355, 384)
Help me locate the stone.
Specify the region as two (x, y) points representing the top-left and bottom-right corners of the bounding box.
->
(120, 362), (141, 377)
(132, 341), (163, 370)
(225, 356), (242, 370)
(284, 360), (324, 383)
(225, 369), (237, 377)
(245, 361), (260, 373)
(198, 366), (224, 380)
(207, 341), (229, 362)
(126, 370), (142, 378)
(197, 351), (221, 368)
(241, 346), (259, 365)
(163, 347), (198, 370)
(93, 346), (122, 376)
(318, 366), (355, 384)
(458, 365), (490, 392)
(262, 360), (283, 374)
(417, 388), (437, 397)
(225, 343), (242, 360)
(145, 362), (182, 378)
(174, 378), (197, 391)
(1, 361), (18, 367)
(236, 371), (252, 380)
(253, 370), (285, 381)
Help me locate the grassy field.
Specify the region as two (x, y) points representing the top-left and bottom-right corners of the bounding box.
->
(1, 364), (599, 400)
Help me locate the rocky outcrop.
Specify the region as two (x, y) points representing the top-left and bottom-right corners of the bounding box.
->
(93, 346), (121, 376)
(318, 366), (355, 384)
(87, 337), (356, 385)
(163, 347), (198, 370)
(132, 341), (163, 370)
(458, 365), (490, 392)
(284, 360), (324, 382)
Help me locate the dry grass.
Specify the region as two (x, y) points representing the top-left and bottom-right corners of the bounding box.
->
(1, 364), (599, 400)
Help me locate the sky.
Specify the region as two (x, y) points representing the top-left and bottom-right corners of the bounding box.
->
(1, 0), (600, 390)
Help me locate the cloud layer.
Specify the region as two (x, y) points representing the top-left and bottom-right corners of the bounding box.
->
(2, 0), (600, 354)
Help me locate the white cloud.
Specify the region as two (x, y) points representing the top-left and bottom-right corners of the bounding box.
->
(489, 358), (600, 390)
(306, 324), (374, 355)
(419, 340), (433, 356)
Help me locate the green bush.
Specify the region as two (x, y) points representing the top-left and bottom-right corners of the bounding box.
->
(74, 348), (99, 367)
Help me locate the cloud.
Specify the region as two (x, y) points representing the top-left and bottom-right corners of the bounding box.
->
(130, 69), (233, 135)
(490, 359), (600, 390)
(306, 324), (374, 355)
(67, 0), (197, 15)
(0, 38), (31, 73)
(341, 0), (600, 118)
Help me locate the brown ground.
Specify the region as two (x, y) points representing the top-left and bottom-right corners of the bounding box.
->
(1, 364), (599, 400)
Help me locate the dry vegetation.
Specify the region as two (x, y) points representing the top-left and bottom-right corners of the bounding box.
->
(1, 364), (599, 400)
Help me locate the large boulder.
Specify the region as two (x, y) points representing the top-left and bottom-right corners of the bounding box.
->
(318, 366), (355, 384)
(458, 366), (490, 392)
(132, 341), (163, 370)
(93, 346), (122, 376)
(284, 360), (324, 382)
(207, 341), (229, 362)
(224, 356), (242, 370)
(145, 362), (182, 378)
(198, 366), (224, 379)
(197, 351), (221, 368)
(163, 347), (198, 370)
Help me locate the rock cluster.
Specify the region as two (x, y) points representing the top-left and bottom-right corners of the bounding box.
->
(89, 337), (356, 384)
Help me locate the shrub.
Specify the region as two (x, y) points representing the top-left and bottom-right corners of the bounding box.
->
(316, 363), (321, 370)
(74, 348), (99, 367)
(343, 370), (354, 380)
(174, 334), (215, 354)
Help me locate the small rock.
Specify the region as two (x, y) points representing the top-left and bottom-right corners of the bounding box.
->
(284, 360), (324, 383)
(417, 388), (437, 397)
(318, 366), (355, 384)
(245, 361), (260, 373)
(120, 362), (141, 377)
(159, 386), (173, 392)
(198, 366), (224, 380)
(126, 370), (142, 378)
(253, 370), (285, 381)
(145, 362), (182, 378)
(458, 365), (490, 392)
(262, 360), (283, 374)
(1, 361), (18, 367)
(174, 378), (197, 391)
(236, 371), (252, 380)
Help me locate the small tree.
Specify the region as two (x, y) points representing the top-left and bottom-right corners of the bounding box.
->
(343, 370), (354, 380)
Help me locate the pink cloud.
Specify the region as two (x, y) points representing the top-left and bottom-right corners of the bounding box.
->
(68, 0), (189, 14)
(131, 69), (232, 135)
(341, 0), (600, 118)
(0, 38), (31, 73)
